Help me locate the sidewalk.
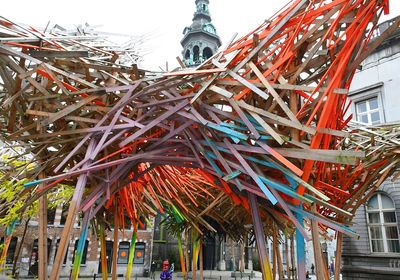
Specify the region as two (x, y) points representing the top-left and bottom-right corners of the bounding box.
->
(135, 270), (262, 280)
(132, 271), (322, 280)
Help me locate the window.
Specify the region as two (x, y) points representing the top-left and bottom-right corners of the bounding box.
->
(76, 213), (84, 227)
(117, 241), (130, 264)
(153, 214), (166, 242)
(133, 242), (145, 264)
(356, 97), (381, 125)
(97, 241), (113, 273)
(54, 239), (68, 264)
(366, 193), (400, 253)
(123, 216), (132, 230)
(29, 238), (52, 276)
(60, 204), (68, 225)
(193, 46), (200, 64)
(203, 47), (213, 60)
(72, 239), (89, 264)
(185, 50), (190, 60)
(48, 208), (56, 225)
(282, 242), (286, 264)
(138, 216), (147, 231)
(0, 236), (18, 264)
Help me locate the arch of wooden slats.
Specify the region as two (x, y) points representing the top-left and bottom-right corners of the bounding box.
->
(0, 1), (398, 280)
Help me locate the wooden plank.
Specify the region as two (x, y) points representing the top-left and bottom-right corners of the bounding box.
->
(311, 204), (329, 280)
(228, 99), (261, 139)
(0, 45), (98, 88)
(216, 79), (349, 94)
(334, 232), (343, 280)
(119, 100), (189, 147)
(237, 100), (316, 135)
(249, 112), (284, 145)
(248, 192), (273, 280)
(164, 67), (226, 77)
(249, 62), (300, 124)
(49, 140), (96, 280)
(232, 0), (308, 72)
(224, 139), (277, 204)
(38, 171), (48, 280)
(112, 205), (119, 280)
(29, 50), (89, 58)
(42, 95), (99, 126)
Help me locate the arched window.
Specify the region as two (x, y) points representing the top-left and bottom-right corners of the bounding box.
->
(185, 49), (190, 60)
(72, 239), (89, 264)
(60, 204), (68, 225)
(48, 207), (56, 225)
(29, 238), (52, 276)
(193, 46), (200, 64)
(366, 193), (400, 253)
(203, 47), (213, 60)
(0, 236), (18, 264)
(54, 239), (68, 264)
(97, 241), (113, 274)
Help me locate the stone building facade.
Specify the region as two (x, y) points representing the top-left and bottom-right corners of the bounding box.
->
(0, 204), (154, 278)
(151, 212), (256, 273)
(342, 17), (400, 280)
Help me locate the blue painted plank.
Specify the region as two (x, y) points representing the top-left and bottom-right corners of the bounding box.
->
(206, 123), (249, 140)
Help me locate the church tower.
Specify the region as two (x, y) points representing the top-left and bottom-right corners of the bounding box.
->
(181, 0), (222, 67)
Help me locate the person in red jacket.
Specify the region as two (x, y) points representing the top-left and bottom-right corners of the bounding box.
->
(160, 260), (174, 280)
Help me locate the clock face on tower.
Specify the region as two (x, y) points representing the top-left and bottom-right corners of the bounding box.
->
(197, 2), (209, 13)
(203, 24), (216, 34)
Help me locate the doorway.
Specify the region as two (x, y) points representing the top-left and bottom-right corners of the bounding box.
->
(28, 238), (52, 276)
(202, 235), (216, 270)
(98, 240), (113, 274)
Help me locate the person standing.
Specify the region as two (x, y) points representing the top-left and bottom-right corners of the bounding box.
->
(330, 261), (334, 275)
(160, 260), (173, 280)
(150, 261), (157, 280)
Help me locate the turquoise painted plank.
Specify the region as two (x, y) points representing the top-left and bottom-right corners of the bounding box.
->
(259, 135), (274, 140)
(296, 210), (306, 280)
(289, 205), (358, 238)
(222, 170), (242, 181)
(203, 151), (224, 177)
(229, 136), (241, 144)
(220, 120), (265, 133)
(255, 177), (278, 205)
(24, 179), (43, 188)
(204, 146), (276, 169)
(260, 177), (312, 204)
(5, 219), (18, 236)
(284, 174), (298, 189)
(220, 122), (248, 131)
(206, 123), (249, 140)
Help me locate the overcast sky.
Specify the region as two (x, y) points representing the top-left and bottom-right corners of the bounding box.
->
(3, 1), (400, 71)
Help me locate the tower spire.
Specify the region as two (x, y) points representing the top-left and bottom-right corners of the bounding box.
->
(181, 0), (221, 67)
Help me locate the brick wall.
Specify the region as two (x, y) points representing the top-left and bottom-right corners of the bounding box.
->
(0, 204), (154, 278)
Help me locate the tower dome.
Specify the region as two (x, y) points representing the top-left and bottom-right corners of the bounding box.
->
(181, 0), (221, 67)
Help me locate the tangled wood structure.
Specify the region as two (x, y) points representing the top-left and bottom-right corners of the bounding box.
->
(0, 0), (399, 280)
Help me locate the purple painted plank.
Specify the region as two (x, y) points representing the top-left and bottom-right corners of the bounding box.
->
(228, 99), (261, 139)
(119, 100), (189, 147)
(147, 121), (194, 150)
